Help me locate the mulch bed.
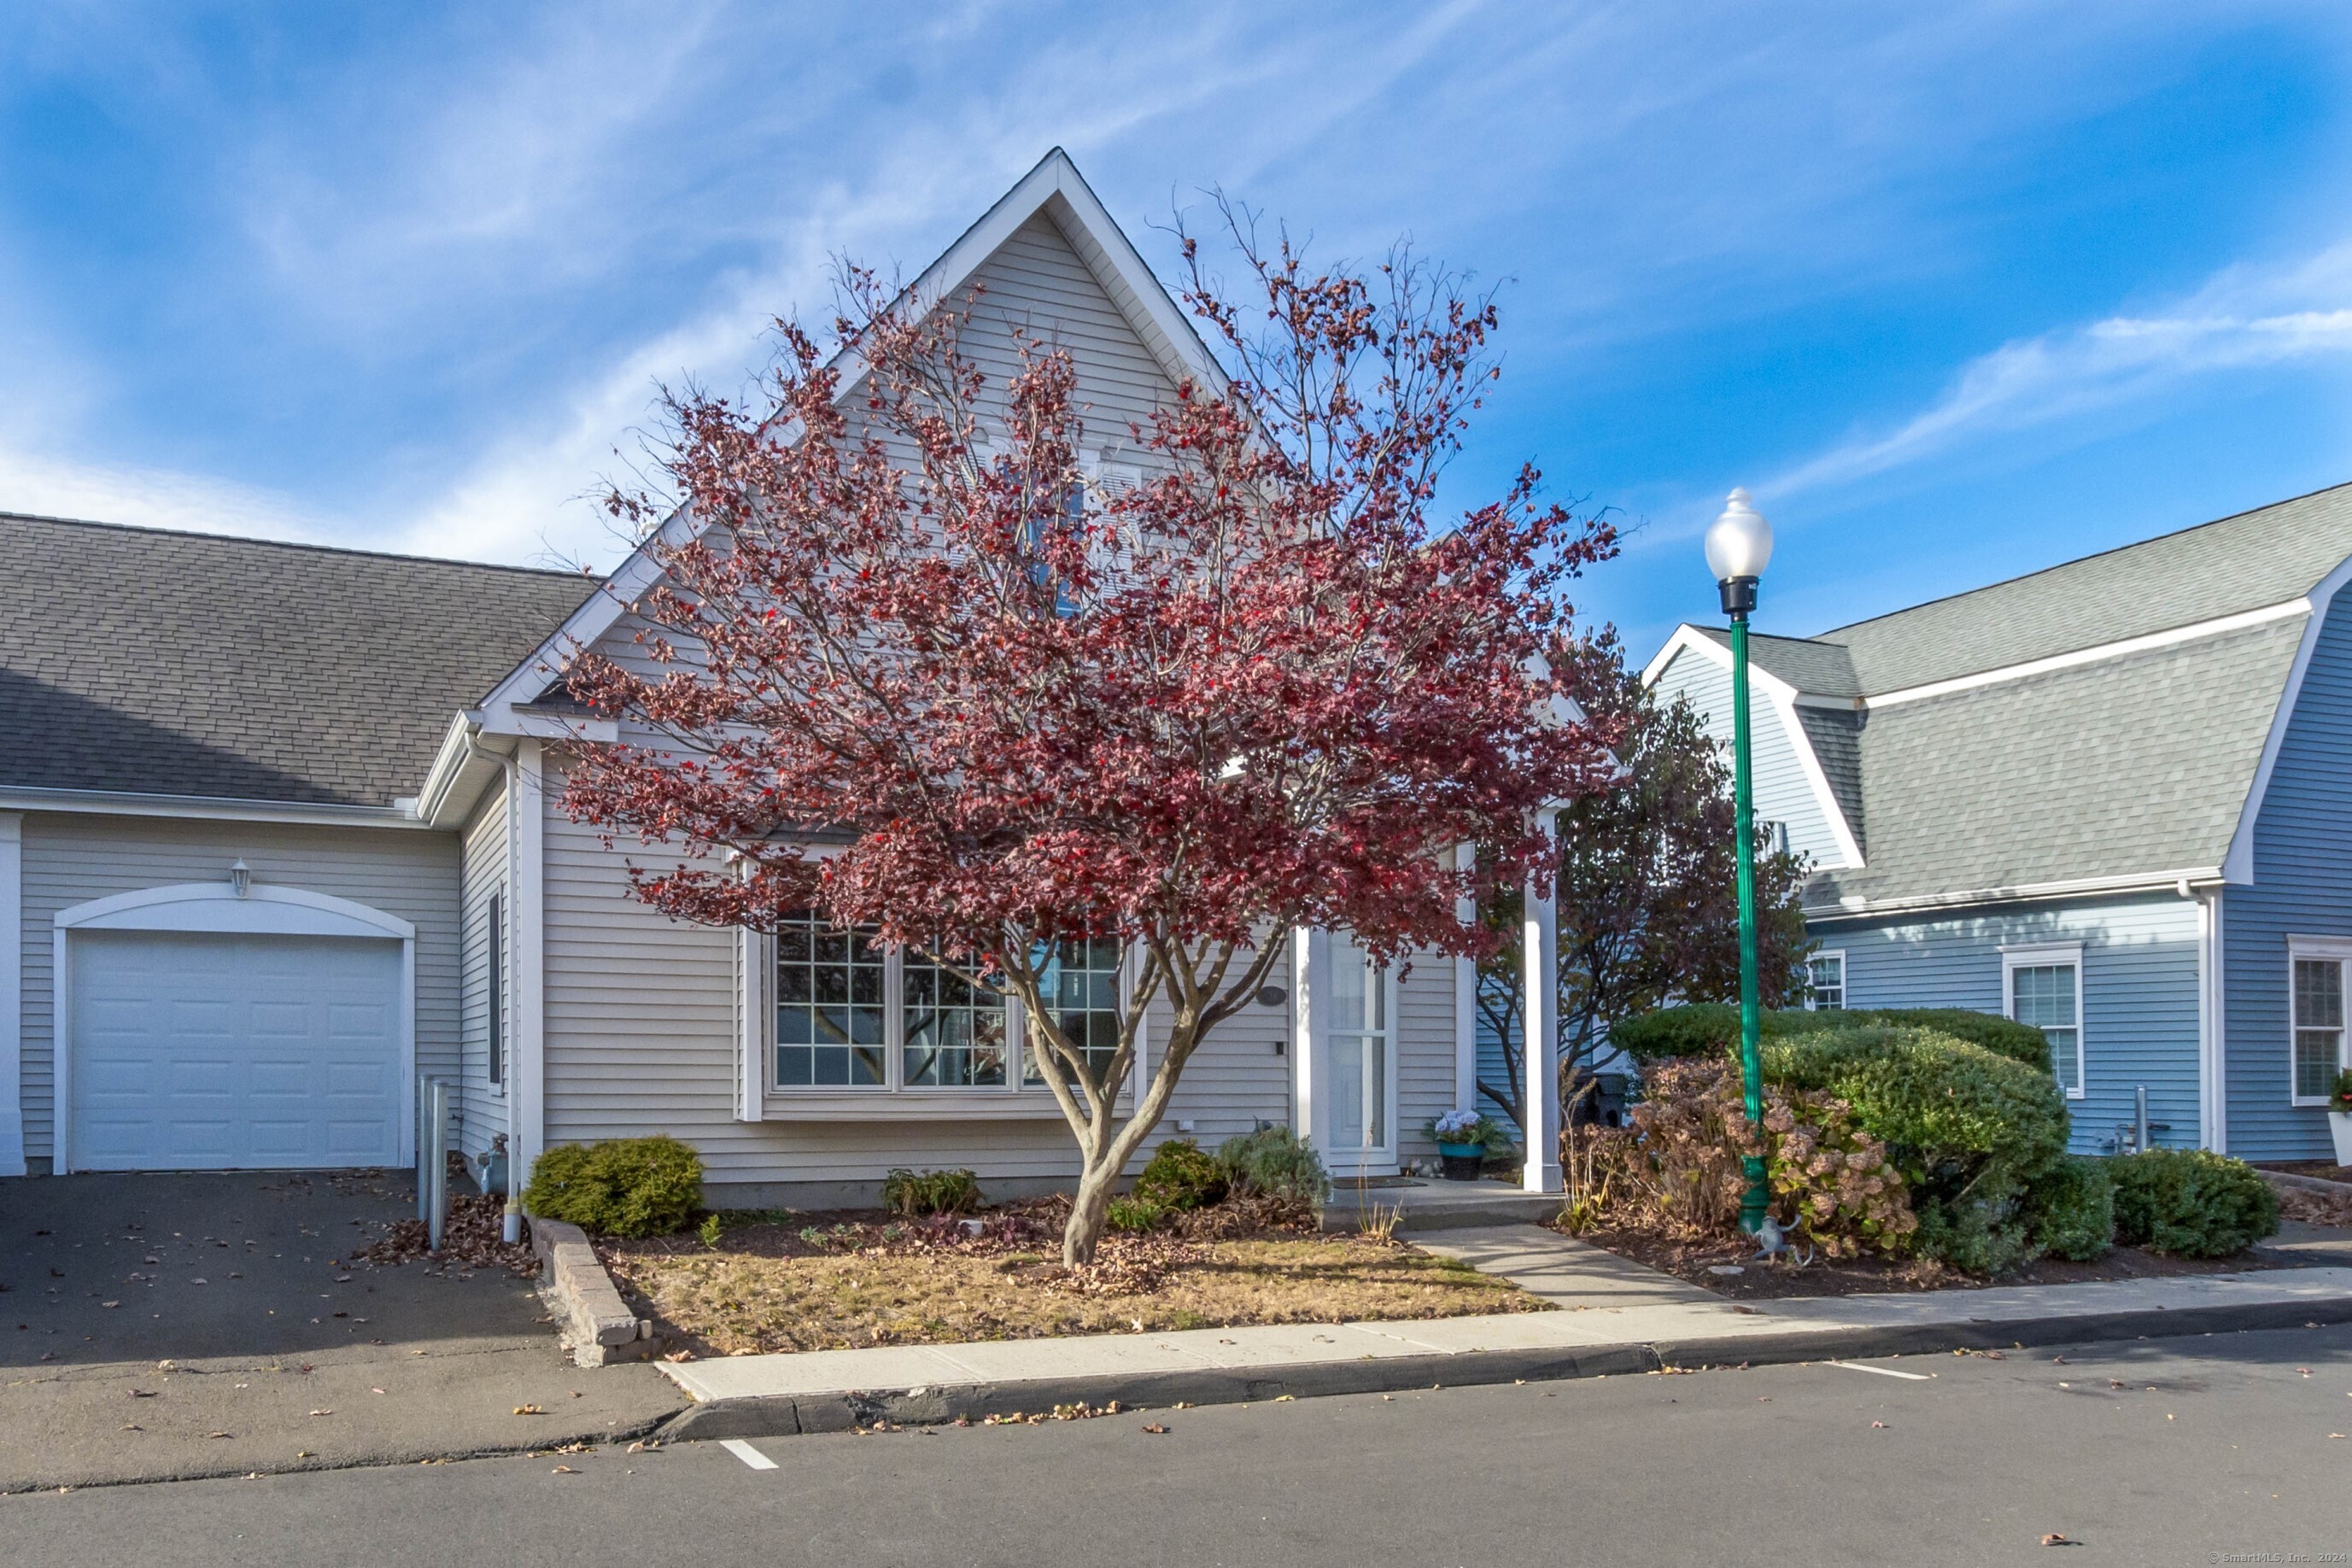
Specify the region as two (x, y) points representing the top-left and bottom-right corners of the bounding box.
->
(597, 1193), (1541, 1355)
(1559, 1222), (2290, 1300)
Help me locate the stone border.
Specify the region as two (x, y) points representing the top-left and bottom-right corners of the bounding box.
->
(2263, 1169), (2352, 1197)
(530, 1218), (662, 1367)
(656, 1291), (2352, 1441)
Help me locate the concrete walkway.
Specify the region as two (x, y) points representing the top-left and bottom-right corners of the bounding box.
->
(654, 1220), (2352, 1439)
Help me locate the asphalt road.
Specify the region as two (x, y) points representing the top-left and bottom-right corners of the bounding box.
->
(6, 1323), (2350, 1567)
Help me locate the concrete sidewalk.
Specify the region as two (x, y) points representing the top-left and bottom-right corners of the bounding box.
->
(656, 1244), (2352, 1440)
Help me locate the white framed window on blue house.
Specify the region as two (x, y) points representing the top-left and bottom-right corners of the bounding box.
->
(1805, 951), (1845, 1010)
(2003, 943), (2084, 1100)
(2287, 937), (2352, 1107)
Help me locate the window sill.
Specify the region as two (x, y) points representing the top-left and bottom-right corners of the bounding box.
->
(759, 1091), (1120, 1122)
(2291, 1097), (2341, 1110)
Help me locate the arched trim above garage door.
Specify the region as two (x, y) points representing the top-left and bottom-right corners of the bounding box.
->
(53, 881), (418, 1173)
(56, 882), (416, 942)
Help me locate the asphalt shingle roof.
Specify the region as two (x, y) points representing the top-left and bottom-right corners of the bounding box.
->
(1662, 483), (2352, 910)
(1, 512), (595, 808)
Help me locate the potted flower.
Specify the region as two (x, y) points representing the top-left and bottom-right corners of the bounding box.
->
(2330, 1070), (2352, 1167)
(1430, 1111), (1501, 1180)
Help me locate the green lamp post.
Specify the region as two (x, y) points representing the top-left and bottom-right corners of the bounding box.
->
(1705, 487), (1775, 1235)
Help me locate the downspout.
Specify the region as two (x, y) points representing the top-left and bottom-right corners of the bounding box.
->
(465, 727), (525, 1244)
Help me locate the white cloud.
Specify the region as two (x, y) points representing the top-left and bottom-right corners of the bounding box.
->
(1775, 241), (2352, 498)
(0, 442), (340, 544)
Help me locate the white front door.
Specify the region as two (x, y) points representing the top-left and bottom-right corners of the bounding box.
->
(68, 931), (404, 1171)
(1321, 935), (1395, 1173)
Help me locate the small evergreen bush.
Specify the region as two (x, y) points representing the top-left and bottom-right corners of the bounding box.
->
(1214, 1126), (1331, 1206)
(881, 1167), (983, 1216)
(1133, 1138), (1227, 1210)
(2028, 1155), (2115, 1261)
(2109, 1149), (2279, 1257)
(524, 1135), (704, 1238)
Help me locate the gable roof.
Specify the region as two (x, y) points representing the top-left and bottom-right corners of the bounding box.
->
(472, 147), (1226, 734)
(0, 512), (594, 810)
(1647, 481), (2352, 914)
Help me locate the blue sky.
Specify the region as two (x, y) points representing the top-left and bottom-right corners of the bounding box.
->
(6, 3), (2352, 658)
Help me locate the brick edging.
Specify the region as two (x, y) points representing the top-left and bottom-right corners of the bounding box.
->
(656, 1291), (2352, 1441)
(529, 1218), (662, 1366)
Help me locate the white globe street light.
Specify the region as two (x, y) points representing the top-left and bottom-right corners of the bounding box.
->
(1705, 487), (1774, 615)
(1706, 486), (1774, 1235)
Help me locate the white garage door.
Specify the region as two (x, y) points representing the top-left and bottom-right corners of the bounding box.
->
(69, 930), (404, 1171)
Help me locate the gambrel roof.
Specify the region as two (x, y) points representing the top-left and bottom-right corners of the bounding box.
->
(1646, 481), (2352, 916)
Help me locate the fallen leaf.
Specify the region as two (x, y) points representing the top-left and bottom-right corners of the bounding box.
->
(515, 1404), (546, 1416)
(2040, 1533), (2077, 1547)
(101, 1301), (119, 1309)
(127, 1390), (155, 1399)
(1141, 1423), (1168, 1434)
(551, 1466), (578, 1474)
(370, 1387), (386, 1395)
(1871, 1421), (1887, 1429)
(205, 1431), (232, 1439)
(307, 1409), (332, 1418)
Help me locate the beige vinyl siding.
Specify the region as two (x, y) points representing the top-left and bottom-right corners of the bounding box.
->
(17, 812), (459, 1164)
(455, 777), (511, 1160)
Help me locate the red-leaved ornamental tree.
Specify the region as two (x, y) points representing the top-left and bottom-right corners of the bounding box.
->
(560, 211), (1620, 1263)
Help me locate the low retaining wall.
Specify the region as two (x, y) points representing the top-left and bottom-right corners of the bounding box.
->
(530, 1218), (662, 1367)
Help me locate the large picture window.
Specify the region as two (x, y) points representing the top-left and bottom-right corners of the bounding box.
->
(2289, 940), (2352, 1107)
(769, 914), (1123, 1097)
(2003, 943), (2084, 1100)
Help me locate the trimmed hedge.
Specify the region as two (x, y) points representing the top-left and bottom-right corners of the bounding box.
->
(524, 1135), (704, 1238)
(2028, 1155), (2115, 1261)
(2110, 1149), (2280, 1257)
(1134, 1138), (1227, 1211)
(1759, 1025), (2070, 1273)
(1613, 1003), (2052, 1074)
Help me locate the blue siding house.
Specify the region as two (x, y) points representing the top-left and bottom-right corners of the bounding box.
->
(1646, 482), (2352, 1161)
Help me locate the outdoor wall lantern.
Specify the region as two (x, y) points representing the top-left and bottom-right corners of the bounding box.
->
(228, 859), (252, 898)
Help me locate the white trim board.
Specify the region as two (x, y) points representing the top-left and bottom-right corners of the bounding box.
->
(0, 786), (431, 831)
(49, 880), (419, 1174)
(1807, 867), (2220, 922)
(2286, 933), (2352, 1109)
(1865, 598), (2311, 710)
(2225, 556), (2352, 884)
(1644, 627), (1864, 870)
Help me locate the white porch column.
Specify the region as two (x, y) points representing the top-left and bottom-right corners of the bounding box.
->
(1454, 842), (1477, 1116)
(1521, 811), (1562, 1193)
(1289, 927), (1320, 1153)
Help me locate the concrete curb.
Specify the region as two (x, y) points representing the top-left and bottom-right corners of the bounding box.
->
(655, 1291), (2352, 1442)
(2263, 1170), (2352, 1197)
(529, 1218), (661, 1367)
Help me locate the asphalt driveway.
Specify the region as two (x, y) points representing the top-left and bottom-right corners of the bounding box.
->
(1, 1172), (683, 1490)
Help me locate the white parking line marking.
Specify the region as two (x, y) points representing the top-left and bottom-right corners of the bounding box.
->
(1826, 1361), (1934, 1381)
(721, 1439), (779, 1470)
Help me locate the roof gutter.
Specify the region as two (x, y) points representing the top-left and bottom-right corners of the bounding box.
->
(0, 785), (436, 831)
(1805, 867), (2224, 923)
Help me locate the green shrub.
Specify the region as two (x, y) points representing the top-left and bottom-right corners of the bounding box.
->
(1134, 1138), (1226, 1211)
(2028, 1155), (2115, 1261)
(1214, 1126), (1331, 1206)
(2109, 1149), (2279, 1257)
(881, 1167), (982, 1217)
(1616, 1003), (2051, 1074)
(524, 1135), (704, 1238)
(1774, 1007), (2052, 1071)
(1107, 1194), (1168, 1232)
(1761, 1025), (2069, 1273)
(1611, 1003), (1741, 1062)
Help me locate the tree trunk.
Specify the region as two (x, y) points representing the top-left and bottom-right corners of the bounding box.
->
(1063, 1162), (1120, 1266)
